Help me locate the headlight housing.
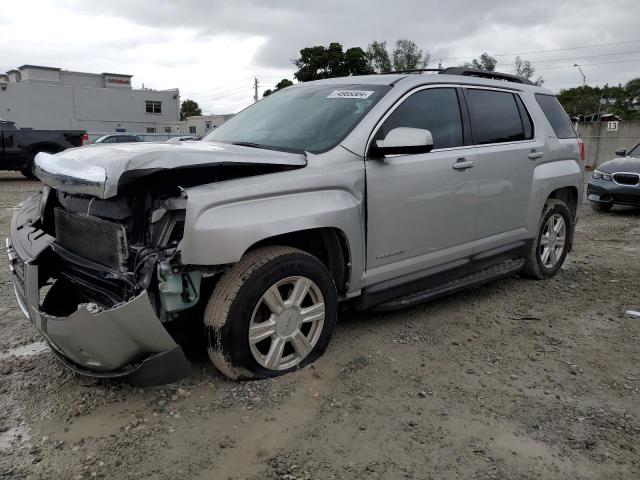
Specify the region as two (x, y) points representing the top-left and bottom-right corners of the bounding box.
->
(592, 169), (612, 181)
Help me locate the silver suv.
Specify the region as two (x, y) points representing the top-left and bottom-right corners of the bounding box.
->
(7, 68), (584, 385)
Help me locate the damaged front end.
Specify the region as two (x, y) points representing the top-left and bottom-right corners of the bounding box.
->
(6, 185), (200, 386)
(7, 144), (307, 385)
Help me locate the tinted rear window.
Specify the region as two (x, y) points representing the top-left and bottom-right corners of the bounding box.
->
(535, 94), (576, 139)
(467, 89), (526, 144)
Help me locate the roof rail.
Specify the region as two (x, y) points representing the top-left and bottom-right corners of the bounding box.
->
(439, 67), (534, 86)
(382, 68), (443, 75)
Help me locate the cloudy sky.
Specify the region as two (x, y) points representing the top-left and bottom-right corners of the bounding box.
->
(1, 0), (639, 113)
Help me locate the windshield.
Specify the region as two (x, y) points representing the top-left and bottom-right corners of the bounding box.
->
(630, 143), (640, 157)
(203, 83), (390, 153)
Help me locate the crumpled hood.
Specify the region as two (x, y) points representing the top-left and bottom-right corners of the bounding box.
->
(34, 141), (307, 199)
(597, 156), (640, 174)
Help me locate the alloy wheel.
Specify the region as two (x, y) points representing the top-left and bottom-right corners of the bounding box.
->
(248, 276), (325, 371)
(539, 213), (566, 269)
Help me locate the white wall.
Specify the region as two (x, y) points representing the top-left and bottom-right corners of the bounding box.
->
(0, 81), (180, 132)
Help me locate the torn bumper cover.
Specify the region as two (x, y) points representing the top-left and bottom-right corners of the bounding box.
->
(6, 197), (191, 386)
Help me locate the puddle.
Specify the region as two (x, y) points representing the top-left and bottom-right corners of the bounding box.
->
(0, 341), (49, 360)
(0, 425), (30, 450)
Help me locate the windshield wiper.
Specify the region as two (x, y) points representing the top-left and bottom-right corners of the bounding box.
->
(231, 141), (270, 150)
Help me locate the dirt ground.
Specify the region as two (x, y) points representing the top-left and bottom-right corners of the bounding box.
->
(0, 171), (638, 480)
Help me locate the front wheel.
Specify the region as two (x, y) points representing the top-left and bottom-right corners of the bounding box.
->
(590, 201), (612, 213)
(204, 246), (337, 380)
(522, 199), (572, 279)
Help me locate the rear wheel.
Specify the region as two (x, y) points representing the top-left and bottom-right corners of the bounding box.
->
(522, 199), (572, 279)
(204, 246), (337, 380)
(20, 160), (35, 179)
(590, 201), (612, 213)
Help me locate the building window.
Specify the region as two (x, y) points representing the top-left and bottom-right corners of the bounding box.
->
(146, 127), (156, 133)
(145, 101), (162, 114)
(205, 121), (212, 130)
(164, 127), (171, 133)
(189, 126), (197, 134)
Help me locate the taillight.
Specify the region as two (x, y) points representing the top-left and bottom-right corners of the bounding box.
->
(81, 133), (89, 146)
(578, 138), (585, 161)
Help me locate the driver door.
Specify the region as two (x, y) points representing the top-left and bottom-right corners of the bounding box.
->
(364, 86), (479, 297)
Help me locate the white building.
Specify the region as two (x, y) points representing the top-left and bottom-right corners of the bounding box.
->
(164, 114), (235, 136)
(0, 65), (180, 134)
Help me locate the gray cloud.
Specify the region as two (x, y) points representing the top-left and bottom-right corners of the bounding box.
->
(72, 0), (640, 87)
(1, 0), (639, 113)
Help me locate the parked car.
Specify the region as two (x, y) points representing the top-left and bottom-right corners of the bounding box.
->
(7, 68), (583, 385)
(0, 119), (88, 177)
(587, 143), (640, 211)
(93, 134), (144, 144)
(165, 135), (200, 143)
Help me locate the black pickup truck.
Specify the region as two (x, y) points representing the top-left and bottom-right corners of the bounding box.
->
(0, 120), (88, 177)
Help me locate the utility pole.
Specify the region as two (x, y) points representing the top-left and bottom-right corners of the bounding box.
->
(574, 64), (586, 87)
(253, 77), (259, 103)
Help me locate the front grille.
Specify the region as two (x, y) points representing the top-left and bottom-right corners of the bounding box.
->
(612, 194), (640, 206)
(54, 208), (128, 271)
(612, 173), (640, 186)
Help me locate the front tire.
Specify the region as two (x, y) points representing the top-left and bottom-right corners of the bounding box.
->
(205, 246), (337, 380)
(590, 201), (612, 213)
(522, 199), (572, 279)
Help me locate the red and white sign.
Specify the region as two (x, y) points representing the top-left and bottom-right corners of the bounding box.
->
(104, 75), (131, 88)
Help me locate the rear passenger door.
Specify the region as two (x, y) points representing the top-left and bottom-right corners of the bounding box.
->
(464, 87), (543, 268)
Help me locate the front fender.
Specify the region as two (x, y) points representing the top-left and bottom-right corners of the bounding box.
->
(181, 187), (365, 290)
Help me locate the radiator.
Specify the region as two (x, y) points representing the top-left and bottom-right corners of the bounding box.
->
(54, 208), (128, 271)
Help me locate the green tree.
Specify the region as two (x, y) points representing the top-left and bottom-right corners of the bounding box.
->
(366, 40), (392, 73)
(392, 39), (429, 71)
(464, 52), (497, 71)
(263, 78), (294, 97)
(513, 56), (544, 86)
(557, 85), (605, 118)
(180, 99), (202, 121)
(293, 43), (374, 82)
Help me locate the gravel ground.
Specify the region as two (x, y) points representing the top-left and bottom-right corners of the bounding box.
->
(0, 171), (638, 480)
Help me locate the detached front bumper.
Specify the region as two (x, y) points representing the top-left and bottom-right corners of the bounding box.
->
(587, 178), (640, 206)
(6, 195), (191, 386)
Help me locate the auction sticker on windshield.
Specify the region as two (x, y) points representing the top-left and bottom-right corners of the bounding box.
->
(327, 90), (375, 99)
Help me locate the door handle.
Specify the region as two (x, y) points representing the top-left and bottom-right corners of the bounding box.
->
(453, 158), (475, 170)
(528, 151), (544, 160)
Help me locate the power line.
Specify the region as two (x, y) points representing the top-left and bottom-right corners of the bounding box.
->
(441, 39), (640, 60)
(188, 76), (254, 95)
(535, 58), (640, 70)
(501, 49), (640, 66)
(197, 84), (253, 99)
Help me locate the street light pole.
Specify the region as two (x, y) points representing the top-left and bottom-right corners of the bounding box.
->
(574, 64), (586, 87)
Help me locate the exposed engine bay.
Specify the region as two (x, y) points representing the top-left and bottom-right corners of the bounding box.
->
(29, 145), (310, 321)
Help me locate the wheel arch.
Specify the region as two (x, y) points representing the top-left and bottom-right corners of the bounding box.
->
(547, 186), (579, 221)
(247, 227), (351, 294)
(30, 142), (63, 154)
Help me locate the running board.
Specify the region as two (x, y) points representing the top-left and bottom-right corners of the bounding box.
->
(371, 259), (524, 311)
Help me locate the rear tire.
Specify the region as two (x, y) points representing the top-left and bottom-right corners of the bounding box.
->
(590, 201), (612, 213)
(204, 246), (337, 380)
(522, 199), (572, 280)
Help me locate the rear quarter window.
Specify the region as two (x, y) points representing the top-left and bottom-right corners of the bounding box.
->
(535, 94), (577, 139)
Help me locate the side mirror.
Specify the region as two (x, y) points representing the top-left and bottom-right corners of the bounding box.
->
(615, 148), (627, 157)
(370, 127), (433, 157)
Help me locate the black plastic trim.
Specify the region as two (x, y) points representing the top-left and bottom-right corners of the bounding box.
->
(50, 345), (192, 387)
